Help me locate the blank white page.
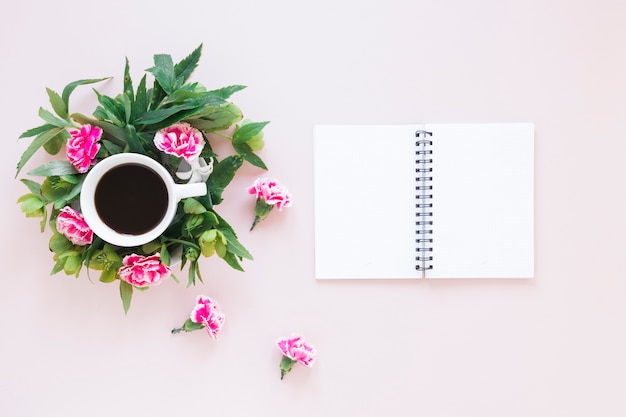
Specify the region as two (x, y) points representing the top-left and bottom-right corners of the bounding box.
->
(426, 123), (534, 278)
(314, 125), (419, 279)
(313, 123), (534, 279)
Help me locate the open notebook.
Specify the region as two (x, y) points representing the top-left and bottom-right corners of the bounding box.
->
(314, 123), (534, 279)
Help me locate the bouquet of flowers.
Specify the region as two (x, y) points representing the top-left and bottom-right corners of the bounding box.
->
(16, 45), (268, 312)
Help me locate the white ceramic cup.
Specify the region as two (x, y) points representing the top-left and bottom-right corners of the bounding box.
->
(80, 153), (207, 247)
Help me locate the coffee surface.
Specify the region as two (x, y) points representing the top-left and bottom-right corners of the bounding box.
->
(94, 163), (168, 235)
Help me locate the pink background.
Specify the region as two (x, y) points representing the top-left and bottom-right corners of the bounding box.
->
(2, 0), (625, 416)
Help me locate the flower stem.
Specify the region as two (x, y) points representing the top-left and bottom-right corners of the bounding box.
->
(164, 238), (201, 251)
(250, 216), (261, 231)
(171, 326), (186, 334)
(211, 130), (233, 140)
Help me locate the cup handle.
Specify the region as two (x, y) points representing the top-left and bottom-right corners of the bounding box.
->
(174, 182), (208, 201)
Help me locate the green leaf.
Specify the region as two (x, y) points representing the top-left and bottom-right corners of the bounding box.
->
(183, 215), (204, 238)
(40, 176), (77, 205)
(207, 155), (244, 205)
(199, 229), (217, 257)
(232, 121), (269, 144)
(206, 85), (246, 101)
(119, 280), (133, 314)
(210, 209), (237, 236)
(60, 174), (80, 184)
(124, 124), (146, 155)
(49, 233), (72, 253)
(186, 103), (243, 132)
(160, 243), (170, 265)
(61, 78), (109, 108)
(220, 228), (253, 260)
(195, 262), (204, 283)
(39, 207), (48, 232)
(20, 179), (42, 195)
(135, 102), (199, 125)
(121, 92), (132, 125)
(56, 176), (85, 207)
(16, 127), (64, 176)
(42, 129), (69, 155)
(101, 139), (124, 155)
(160, 88), (220, 107)
(71, 113), (128, 148)
(82, 236), (104, 269)
(27, 160), (77, 177)
(17, 193), (45, 214)
(63, 252), (83, 276)
(19, 124), (55, 139)
(232, 141), (268, 170)
(203, 210), (219, 228)
(183, 198), (207, 214)
(148, 82), (166, 111)
(187, 261), (196, 287)
(51, 261), (64, 275)
(94, 90), (125, 127)
(99, 268), (117, 283)
(141, 240), (161, 254)
(147, 53), (175, 94)
(46, 88), (68, 120)
(223, 252), (244, 271)
(215, 238), (227, 258)
(132, 75), (148, 122)
(38, 107), (68, 128)
(174, 44), (202, 86)
(123, 57), (134, 99)
(103, 243), (123, 263)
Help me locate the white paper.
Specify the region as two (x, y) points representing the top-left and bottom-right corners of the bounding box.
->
(314, 123), (534, 279)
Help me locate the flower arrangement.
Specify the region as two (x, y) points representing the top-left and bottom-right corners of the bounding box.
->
(16, 45), (269, 312)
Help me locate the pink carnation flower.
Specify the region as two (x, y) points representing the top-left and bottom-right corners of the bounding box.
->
(153, 122), (205, 162)
(277, 335), (316, 379)
(118, 253), (170, 288)
(56, 206), (93, 246)
(248, 178), (292, 230)
(277, 335), (316, 367)
(66, 124), (102, 173)
(248, 178), (292, 210)
(190, 295), (225, 339)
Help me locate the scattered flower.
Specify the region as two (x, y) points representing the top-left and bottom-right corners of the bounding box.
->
(276, 335), (316, 380)
(172, 295), (225, 339)
(66, 124), (102, 173)
(248, 178), (292, 230)
(118, 253), (171, 288)
(154, 122), (205, 163)
(56, 206), (93, 246)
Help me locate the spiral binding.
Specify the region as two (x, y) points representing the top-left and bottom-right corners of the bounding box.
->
(415, 130), (433, 277)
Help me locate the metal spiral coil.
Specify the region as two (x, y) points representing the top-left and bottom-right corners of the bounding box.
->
(415, 130), (434, 276)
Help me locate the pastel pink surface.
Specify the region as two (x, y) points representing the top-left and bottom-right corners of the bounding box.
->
(3, 1), (626, 416)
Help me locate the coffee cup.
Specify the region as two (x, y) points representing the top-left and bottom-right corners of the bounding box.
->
(80, 153), (207, 247)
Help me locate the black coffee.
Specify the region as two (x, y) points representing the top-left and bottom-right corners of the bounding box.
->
(94, 163), (168, 235)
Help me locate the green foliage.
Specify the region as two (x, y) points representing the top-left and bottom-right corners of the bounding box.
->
(16, 45), (267, 313)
